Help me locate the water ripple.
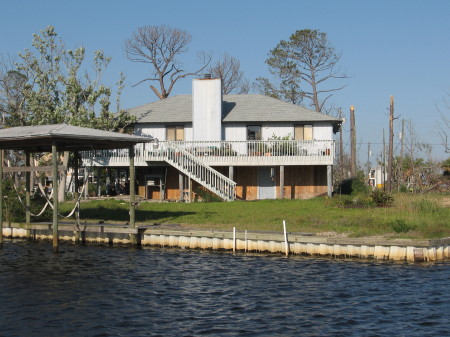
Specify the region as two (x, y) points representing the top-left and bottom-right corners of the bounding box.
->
(0, 240), (449, 336)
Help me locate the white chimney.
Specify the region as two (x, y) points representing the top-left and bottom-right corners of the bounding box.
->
(192, 77), (222, 141)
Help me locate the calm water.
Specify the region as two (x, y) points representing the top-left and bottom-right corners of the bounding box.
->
(0, 240), (449, 337)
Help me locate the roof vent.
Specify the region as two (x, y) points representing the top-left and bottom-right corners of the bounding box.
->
(204, 73), (211, 79)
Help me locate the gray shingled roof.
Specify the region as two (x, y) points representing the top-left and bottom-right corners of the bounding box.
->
(128, 95), (192, 123)
(0, 124), (153, 151)
(128, 94), (342, 124)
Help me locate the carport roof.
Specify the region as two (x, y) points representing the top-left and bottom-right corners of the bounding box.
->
(0, 124), (153, 152)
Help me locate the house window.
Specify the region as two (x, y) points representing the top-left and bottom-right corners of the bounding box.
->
(166, 126), (184, 141)
(247, 125), (261, 140)
(294, 125), (313, 140)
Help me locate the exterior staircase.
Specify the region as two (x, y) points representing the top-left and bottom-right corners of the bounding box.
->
(163, 142), (236, 201)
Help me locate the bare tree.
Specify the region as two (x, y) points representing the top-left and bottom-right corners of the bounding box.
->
(209, 53), (249, 94)
(438, 114), (450, 153)
(436, 91), (449, 153)
(124, 25), (211, 99)
(262, 29), (347, 113)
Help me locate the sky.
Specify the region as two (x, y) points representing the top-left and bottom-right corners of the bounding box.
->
(1, 0), (449, 164)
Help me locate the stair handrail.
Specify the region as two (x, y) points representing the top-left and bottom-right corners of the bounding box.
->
(164, 141), (236, 201)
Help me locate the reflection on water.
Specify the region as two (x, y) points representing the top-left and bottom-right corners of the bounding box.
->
(0, 240), (449, 336)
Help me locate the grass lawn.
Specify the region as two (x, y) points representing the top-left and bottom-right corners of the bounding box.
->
(60, 193), (450, 239)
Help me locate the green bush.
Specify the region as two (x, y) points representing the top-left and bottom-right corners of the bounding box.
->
(1, 180), (53, 223)
(2, 180), (23, 223)
(390, 219), (417, 233)
(370, 189), (394, 207)
(337, 171), (369, 195)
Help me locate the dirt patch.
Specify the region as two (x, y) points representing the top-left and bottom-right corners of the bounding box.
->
(316, 231), (349, 238)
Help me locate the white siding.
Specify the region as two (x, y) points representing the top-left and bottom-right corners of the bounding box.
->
(184, 125), (193, 141)
(134, 124), (166, 140)
(312, 123), (333, 140)
(134, 123), (193, 141)
(223, 124), (247, 141)
(135, 121), (334, 142)
(262, 123), (294, 140)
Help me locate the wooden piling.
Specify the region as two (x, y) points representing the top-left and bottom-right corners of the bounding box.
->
(52, 143), (59, 253)
(233, 227), (236, 253)
(129, 145), (136, 227)
(283, 220), (289, 256)
(0, 150), (3, 249)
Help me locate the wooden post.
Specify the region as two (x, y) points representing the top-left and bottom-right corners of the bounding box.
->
(339, 108), (344, 180)
(245, 229), (248, 252)
(233, 227), (236, 253)
(129, 145), (136, 227)
(179, 173), (184, 201)
(74, 151), (79, 201)
(73, 151), (80, 222)
(52, 143), (59, 253)
(106, 167), (112, 195)
(387, 96), (394, 192)
(0, 150), (3, 249)
(84, 167), (89, 199)
(383, 128), (386, 190)
(96, 167), (101, 197)
(327, 165), (333, 197)
(279, 165), (284, 199)
(283, 220), (289, 256)
(25, 152), (31, 226)
(25, 152), (32, 240)
(350, 105), (357, 177)
(188, 178), (192, 203)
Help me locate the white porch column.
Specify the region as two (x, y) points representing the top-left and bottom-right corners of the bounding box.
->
(229, 166), (234, 181)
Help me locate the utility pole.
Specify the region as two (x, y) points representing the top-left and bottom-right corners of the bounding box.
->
(399, 118), (405, 189)
(367, 142), (371, 177)
(339, 108), (344, 180)
(350, 105), (356, 177)
(387, 96), (394, 192)
(383, 128), (386, 191)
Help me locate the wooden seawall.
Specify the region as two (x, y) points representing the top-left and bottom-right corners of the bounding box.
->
(3, 224), (450, 262)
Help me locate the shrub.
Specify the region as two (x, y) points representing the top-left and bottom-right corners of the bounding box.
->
(2, 180), (23, 223)
(390, 219), (417, 233)
(338, 177), (369, 195)
(370, 189), (394, 207)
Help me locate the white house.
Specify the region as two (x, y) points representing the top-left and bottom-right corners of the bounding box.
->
(87, 77), (342, 201)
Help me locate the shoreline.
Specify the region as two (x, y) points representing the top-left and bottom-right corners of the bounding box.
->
(2, 222), (450, 262)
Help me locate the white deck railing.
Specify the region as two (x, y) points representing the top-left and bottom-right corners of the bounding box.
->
(145, 140), (334, 166)
(83, 140), (335, 167)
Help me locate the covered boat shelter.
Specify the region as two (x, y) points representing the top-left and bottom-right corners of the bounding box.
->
(0, 124), (152, 252)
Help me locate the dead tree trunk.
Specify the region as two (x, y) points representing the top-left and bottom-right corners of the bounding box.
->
(350, 105), (357, 177)
(387, 96), (394, 192)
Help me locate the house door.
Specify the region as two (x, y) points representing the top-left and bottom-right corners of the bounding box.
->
(258, 167), (275, 199)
